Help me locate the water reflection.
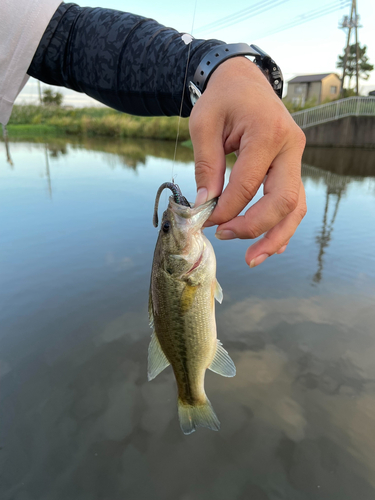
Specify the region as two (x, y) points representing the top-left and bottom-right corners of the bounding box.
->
(4, 138), (374, 290)
(2, 125), (13, 167)
(3, 135), (375, 175)
(44, 143), (53, 199)
(1, 138), (375, 500)
(313, 186), (341, 284)
(221, 293), (375, 494)
(302, 165), (351, 284)
(302, 146), (375, 177)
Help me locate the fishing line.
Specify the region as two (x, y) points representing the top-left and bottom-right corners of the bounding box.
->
(171, 0), (198, 184)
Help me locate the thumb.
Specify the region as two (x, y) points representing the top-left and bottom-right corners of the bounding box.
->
(189, 108), (226, 206)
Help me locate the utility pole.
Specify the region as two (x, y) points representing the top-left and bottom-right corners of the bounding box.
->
(37, 80), (43, 105)
(339, 2), (354, 97)
(339, 0), (361, 97)
(354, 0), (360, 95)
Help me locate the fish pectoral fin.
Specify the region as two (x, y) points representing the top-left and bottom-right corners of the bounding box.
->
(148, 332), (170, 381)
(214, 279), (223, 304)
(178, 397), (220, 435)
(208, 340), (236, 377)
(148, 290), (154, 329)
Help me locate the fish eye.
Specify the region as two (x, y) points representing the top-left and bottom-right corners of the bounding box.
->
(162, 221), (171, 233)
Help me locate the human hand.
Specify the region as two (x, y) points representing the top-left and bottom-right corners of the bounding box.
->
(189, 56), (307, 268)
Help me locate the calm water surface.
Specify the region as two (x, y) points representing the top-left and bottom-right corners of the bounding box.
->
(1, 138), (375, 500)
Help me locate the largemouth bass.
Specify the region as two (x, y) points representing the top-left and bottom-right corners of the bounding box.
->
(148, 182), (236, 434)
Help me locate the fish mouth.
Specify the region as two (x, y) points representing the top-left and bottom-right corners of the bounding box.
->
(170, 197), (217, 216)
(170, 197), (217, 229)
(186, 251), (203, 275)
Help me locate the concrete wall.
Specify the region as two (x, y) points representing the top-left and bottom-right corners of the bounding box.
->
(304, 116), (375, 148)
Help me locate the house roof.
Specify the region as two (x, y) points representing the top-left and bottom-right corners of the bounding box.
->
(288, 73), (337, 84)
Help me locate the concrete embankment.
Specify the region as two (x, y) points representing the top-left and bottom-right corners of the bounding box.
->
(304, 116), (375, 148)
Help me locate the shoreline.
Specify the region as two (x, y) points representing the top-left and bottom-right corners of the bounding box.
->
(5, 105), (190, 141)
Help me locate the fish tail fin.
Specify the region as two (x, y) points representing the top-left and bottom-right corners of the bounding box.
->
(178, 397), (220, 435)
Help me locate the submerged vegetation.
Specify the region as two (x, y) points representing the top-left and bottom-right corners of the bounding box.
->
(6, 105), (190, 141)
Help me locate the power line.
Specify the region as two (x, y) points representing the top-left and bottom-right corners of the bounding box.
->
(260, 1), (350, 38)
(195, 0), (278, 33)
(194, 0), (288, 35)
(255, 0), (350, 40)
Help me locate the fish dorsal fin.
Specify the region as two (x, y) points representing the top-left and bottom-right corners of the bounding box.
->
(214, 279), (223, 304)
(208, 340), (236, 377)
(148, 290), (154, 329)
(148, 332), (170, 381)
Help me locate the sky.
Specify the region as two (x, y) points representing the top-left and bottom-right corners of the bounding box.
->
(17, 0), (375, 106)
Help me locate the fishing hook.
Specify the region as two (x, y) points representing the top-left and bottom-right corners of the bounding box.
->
(153, 182), (191, 227)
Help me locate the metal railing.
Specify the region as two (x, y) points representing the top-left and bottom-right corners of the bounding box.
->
(292, 96), (375, 129)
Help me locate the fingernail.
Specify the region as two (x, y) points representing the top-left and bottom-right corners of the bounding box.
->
(195, 188), (208, 207)
(277, 244), (288, 255)
(215, 230), (236, 240)
(249, 253), (269, 268)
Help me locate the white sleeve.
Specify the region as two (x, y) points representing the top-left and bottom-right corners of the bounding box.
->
(0, 0), (63, 125)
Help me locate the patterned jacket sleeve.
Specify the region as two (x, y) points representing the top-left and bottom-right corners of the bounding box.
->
(27, 3), (225, 117)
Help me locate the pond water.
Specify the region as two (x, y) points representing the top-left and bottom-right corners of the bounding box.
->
(1, 138), (375, 500)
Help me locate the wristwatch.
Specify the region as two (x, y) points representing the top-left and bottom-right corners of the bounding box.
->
(189, 43), (283, 106)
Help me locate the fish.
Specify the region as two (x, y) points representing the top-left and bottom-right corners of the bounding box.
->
(148, 182), (236, 435)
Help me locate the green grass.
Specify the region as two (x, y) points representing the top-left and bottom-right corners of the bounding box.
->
(6, 124), (63, 138)
(6, 105), (191, 141)
(181, 139), (193, 148)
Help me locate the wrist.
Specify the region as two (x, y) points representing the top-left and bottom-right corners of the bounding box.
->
(206, 56), (267, 88)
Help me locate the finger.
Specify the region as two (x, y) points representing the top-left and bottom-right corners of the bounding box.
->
(215, 138), (303, 239)
(189, 102), (227, 206)
(277, 241), (289, 254)
(244, 181), (307, 267)
(209, 138), (277, 226)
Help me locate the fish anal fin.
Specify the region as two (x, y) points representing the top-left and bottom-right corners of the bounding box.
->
(209, 340), (236, 377)
(148, 332), (170, 381)
(178, 397), (220, 435)
(214, 279), (223, 304)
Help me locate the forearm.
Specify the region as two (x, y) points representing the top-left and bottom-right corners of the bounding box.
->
(27, 3), (224, 117)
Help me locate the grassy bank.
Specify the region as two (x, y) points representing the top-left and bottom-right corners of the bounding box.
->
(6, 105), (190, 141)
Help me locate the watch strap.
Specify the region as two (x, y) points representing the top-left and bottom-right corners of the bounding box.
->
(189, 42), (283, 105)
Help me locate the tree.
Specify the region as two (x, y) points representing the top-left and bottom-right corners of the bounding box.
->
(42, 88), (63, 106)
(337, 43), (374, 91)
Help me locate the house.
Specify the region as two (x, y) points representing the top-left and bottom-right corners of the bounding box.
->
(369, 90), (375, 96)
(286, 73), (341, 107)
